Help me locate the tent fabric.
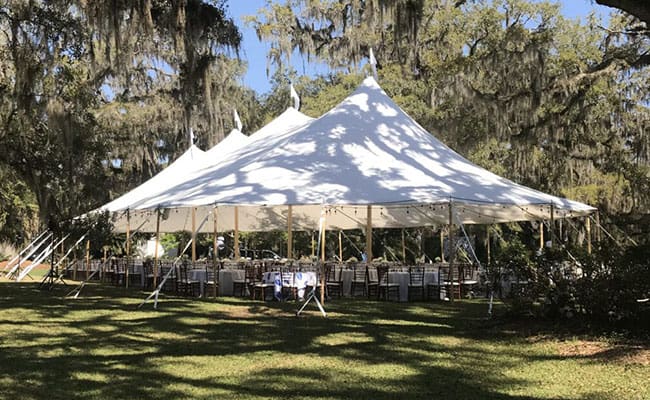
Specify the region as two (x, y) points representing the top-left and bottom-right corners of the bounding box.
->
(107, 109), (313, 233)
(100, 130), (249, 232)
(129, 77), (594, 231)
(99, 145), (207, 213)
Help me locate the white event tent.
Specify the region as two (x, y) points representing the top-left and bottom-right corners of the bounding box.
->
(128, 77), (595, 235)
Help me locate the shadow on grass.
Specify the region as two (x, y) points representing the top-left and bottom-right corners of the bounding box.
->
(0, 281), (644, 400)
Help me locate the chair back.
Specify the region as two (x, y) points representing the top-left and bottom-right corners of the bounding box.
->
(352, 264), (367, 282)
(409, 266), (424, 286)
(377, 265), (390, 285)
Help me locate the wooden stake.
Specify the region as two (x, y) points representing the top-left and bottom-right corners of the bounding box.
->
(233, 206), (240, 260)
(287, 205), (293, 259)
(366, 205), (373, 262)
(153, 209), (161, 287)
(586, 216), (592, 254)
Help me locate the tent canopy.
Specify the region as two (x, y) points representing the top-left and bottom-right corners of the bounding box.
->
(128, 77), (594, 232)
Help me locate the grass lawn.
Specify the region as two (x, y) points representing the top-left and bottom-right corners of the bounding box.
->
(0, 280), (648, 400)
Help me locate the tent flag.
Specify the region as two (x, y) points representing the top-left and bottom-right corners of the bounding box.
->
(290, 83), (300, 110)
(233, 109), (243, 132)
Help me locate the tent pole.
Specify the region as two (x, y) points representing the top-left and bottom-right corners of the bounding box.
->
(287, 205), (293, 259)
(440, 226), (445, 263)
(311, 231), (315, 258)
(191, 207), (197, 264)
(366, 205), (373, 262)
(448, 201), (455, 301)
(539, 220), (544, 250)
(153, 209), (161, 287)
(213, 207), (219, 297)
(586, 216), (592, 254)
(401, 229), (406, 263)
(85, 239), (90, 281)
(486, 225), (491, 266)
(321, 225), (326, 263)
(595, 211), (601, 242)
(338, 230), (343, 263)
(549, 204), (555, 247)
(125, 212), (131, 288)
(233, 206), (240, 260)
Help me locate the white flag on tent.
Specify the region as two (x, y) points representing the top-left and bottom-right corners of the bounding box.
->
(290, 83), (300, 110)
(233, 109), (243, 132)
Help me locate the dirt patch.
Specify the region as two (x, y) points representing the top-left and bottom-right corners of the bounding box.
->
(0, 261), (50, 270)
(557, 340), (650, 366)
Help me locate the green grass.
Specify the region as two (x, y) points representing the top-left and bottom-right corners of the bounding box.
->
(0, 281), (647, 400)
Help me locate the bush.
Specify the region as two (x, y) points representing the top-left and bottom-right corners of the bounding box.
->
(497, 240), (650, 329)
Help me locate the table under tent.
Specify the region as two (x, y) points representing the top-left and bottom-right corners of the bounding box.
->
(96, 76), (595, 308)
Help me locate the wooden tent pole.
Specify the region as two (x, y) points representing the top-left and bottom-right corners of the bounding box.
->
(549, 204), (555, 247)
(125, 212), (131, 288)
(85, 239), (90, 280)
(234, 206), (240, 260)
(448, 202), (455, 301)
(320, 211), (327, 305)
(595, 211), (601, 242)
(539, 220), (544, 250)
(401, 228), (406, 263)
(191, 207), (197, 264)
(153, 209), (161, 287)
(586, 216), (592, 254)
(486, 225), (491, 266)
(440, 227), (445, 263)
(338, 230), (343, 263)
(287, 205), (293, 259)
(212, 207), (218, 297)
(311, 231), (315, 257)
(366, 205), (373, 262)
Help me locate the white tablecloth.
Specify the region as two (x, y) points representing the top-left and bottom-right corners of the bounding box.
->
(219, 269), (245, 296)
(262, 271), (317, 300)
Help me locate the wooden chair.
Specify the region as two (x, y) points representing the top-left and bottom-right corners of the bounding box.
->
(441, 264), (461, 299)
(350, 263), (368, 297)
(203, 261), (220, 298)
(408, 266), (425, 301)
(251, 266), (274, 301)
(176, 261), (201, 297)
(233, 263), (255, 297)
(377, 265), (399, 301)
(325, 263), (342, 299)
(426, 265), (442, 300)
(367, 266), (379, 298)
(159, 262), (177, 293)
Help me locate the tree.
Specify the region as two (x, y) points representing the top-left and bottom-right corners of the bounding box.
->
(0, 0), (244, 237)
